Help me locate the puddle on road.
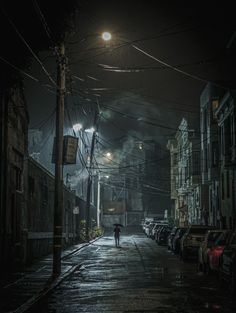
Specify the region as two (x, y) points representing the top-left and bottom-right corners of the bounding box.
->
(204, 302), (222, 310)
(171, 272), (189, 287)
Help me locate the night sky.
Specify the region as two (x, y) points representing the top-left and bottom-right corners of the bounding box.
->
(1, 0), (236, 146)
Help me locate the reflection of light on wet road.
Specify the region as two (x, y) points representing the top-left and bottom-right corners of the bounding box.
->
(204, 302), (222, 310)
(171, 272), (189, 287)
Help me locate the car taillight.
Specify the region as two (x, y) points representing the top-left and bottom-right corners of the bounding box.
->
(210, 246), (224, 256)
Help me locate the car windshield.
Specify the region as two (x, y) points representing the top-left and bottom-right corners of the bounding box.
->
(215, 232), (230, 245)
(208, 232), (222, 242)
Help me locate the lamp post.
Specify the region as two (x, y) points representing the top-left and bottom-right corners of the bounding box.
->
(85, 109), (99, 241)
(97, 172), (101, 228)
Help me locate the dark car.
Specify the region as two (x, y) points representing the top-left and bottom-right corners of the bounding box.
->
(167, 227), (179, 250)
(156, 226), (172, 245)
(198, 229), (225, 273)
(172, 227), (187, 254)
(208, 230), (232, 272)
(151, 222), (168, 240)
(180, 225), (215, 261)
(219, 230), (236, 293)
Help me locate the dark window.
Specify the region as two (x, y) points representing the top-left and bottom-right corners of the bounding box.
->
(212, 141), (219, 167)
(227, 171), (230, 198)
(204, 147), (208, 172)
(192, 151), (200, 175)
(41, 180), (48, 205)
(221, 174), (225, 200)
(211, 99), (219, 123)
(13, 166), (22, 191)
(224, 118), (231, 156)
(28, 176), (35, 197)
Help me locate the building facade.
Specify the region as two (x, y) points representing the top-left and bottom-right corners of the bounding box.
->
(0, 83), (29, 268)
(166, 138), (178, 223)
(216, 91), (236, 229)
(200, 83), (225, 226)
(168, 118), (201, 226)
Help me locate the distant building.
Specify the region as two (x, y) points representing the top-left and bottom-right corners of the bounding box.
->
(100, 174), (127, 227)
(215, 90), (236, 229)
(168, 118), (201, 226)
(166, 139), (178, 223)
(141, 140), (170, 219)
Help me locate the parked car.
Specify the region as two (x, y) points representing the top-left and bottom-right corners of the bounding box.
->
(198, 229), (225, 272)
(167, 227), (179, 250)
(151, 223), (160, 239)
(180, 225), (215, 261)
(219, 230), (236, 292)
(172, 227), (187, 254)
(142, 219), (153, 234)
(208, 230), (232, 272)
(152, 222), (168, 240)
(146, 222), (156, 238)
(156, 225), (172, 245)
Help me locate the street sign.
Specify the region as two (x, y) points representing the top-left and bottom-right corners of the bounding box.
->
(52, 135), (78, 165)
(73, 206), (79, 214)
(63, 135), (78, 164)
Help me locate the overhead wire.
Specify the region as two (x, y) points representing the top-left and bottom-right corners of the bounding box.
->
(0, 7), (57, 87)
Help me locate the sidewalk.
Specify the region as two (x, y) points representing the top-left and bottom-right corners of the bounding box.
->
(0, 237), (101, 313)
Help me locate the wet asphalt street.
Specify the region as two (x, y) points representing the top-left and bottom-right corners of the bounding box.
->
(29, 227), (236, 313)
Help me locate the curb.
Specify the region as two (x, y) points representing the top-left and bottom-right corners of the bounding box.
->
(11, 235), (103, 313)
(12, 264), (79, 313)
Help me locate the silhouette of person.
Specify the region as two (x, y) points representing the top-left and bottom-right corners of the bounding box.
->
(114, 225), (121, 247)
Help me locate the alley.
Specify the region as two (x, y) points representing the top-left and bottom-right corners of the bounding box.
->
(29, 228), (236, 313)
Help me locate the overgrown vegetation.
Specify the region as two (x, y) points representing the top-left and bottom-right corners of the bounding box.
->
(79, 219), (103, 242)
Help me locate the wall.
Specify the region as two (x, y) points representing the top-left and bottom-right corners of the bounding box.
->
(26, 158), (77, 264)
(0, 84), (29, 268)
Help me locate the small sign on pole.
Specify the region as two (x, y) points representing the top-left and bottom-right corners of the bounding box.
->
(73, 206), (79, 215)
(52, 135), (78, 165)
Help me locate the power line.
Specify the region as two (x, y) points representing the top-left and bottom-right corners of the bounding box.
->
(1, 7), (57, 87)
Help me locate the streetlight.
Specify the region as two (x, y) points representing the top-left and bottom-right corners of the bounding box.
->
(97, 173), (110, 229)
(73, 123), (82, 132)
(102, 31), (112, 41)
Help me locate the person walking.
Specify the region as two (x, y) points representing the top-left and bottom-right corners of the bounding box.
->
(113, 224), (121, 247)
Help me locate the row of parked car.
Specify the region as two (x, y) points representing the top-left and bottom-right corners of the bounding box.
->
(142, 219), (171, 245)
(141, 218), (236, 293)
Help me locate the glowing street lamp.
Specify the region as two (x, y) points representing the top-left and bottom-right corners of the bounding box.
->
(73, 123), (83, 132)
(105, 152), (113, 162)
(85, 127), (95, 133)
(102, 31), (112, 41)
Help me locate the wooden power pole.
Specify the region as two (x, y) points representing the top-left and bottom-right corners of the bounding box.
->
(53, 42), (66, 276)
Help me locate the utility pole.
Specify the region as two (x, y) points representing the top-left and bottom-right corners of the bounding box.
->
(85, 105), (99, 241)
(97, 172), (101, 228)
(53, 41), (66, 276)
